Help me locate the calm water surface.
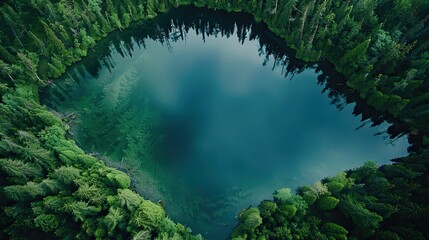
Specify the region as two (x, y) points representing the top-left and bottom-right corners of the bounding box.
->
(42, 7), (409, 239)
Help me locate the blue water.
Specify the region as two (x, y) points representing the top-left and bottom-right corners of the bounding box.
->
(42, 7), (409, 239)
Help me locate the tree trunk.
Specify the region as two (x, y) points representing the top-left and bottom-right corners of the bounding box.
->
(10, 26), (24, 47)
(299, 5), (309, 41)
(6, 72), (14, 82)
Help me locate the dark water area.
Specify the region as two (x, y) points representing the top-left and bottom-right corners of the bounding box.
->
(41, 7), (409, 239)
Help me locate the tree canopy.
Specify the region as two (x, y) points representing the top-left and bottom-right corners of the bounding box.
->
(0, 0), (428, 239)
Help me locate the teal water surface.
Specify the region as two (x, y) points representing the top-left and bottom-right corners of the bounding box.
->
(42, 7), (409, 239)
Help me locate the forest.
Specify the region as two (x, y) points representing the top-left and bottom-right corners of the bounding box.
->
(0, 0), (428, 239)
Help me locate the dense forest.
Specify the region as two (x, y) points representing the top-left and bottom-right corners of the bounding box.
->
(0, 0), (428, 239)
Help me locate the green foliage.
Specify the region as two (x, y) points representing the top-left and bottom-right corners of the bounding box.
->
(325, 172), (349, 193)
(301, 190), (318, 205)
(235, 152), (429, 239)
(52, 166), (81, 185)
(42, 196), (64, 211)
(322, 222), (348, 240)
(339, 39), (371, 72)
(232, 207), (262, 238)
(339, 194), (383, 230)
(350, 161), (378, 182)
(0, 158), (43, 183)
(3, 183), (37, 201)
(316, 196), (340, 211)
(117, 189), (142, 211)
(132, 230), (152, 240)
(258, 200), (277, 218)
(34, 214), (59, 232)
(104, 207), (125, 234)
(65, 201), (101, 222)
(0, 59), (15, 82)
(279, 204), (297, 218)
(0, 0), (428, 239)
(106, 169), (131, 189)
(41, 20), (66, 55)
(326, 181), (344, 194)
(74, 183), (106, 205)
(273, 188), (292, 203)
(301, 181), (329, 200)
(131, 200), (165, 229)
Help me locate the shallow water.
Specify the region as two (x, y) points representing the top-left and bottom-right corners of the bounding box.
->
(42, 7), (409, 239)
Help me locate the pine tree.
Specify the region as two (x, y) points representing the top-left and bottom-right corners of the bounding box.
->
(53, 166), (81, 184)
(110, 13), (123, 30)
(47, 63), (61, 78)
(3, 182), (47, 201)
(57, 24), (72, 47)
(120, 6), (132, 28)
(105, 0), (116, 15)
(87, 0), (102, 13)
(28, 31), (47, 57)
(0, 45), (16, 63)
(104, 207), (125, 234)
(74, 183), (106, 205)
(0, 8), (24, 47)
(0, 158), (42, 183)
(41, 20), (66, 55)
(96, 11), (111, 34)
(339, 194), (383, 230)
(16, 52), (44, 84)
(117, 189), (142, 211)
(131, 200), (166, 229)
(51, 54), (66, 75)
(64, 201), (101, 222)
(339, 38), (371, 71)
(34, 214), (60, 232)
(0, 60), (14, 82)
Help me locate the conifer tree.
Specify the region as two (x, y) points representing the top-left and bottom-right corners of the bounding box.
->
(0, 45), (16, 64)
(96, 11), (111, 34)
(0, 158), (42, 183)
(0, 8), (24, 47)
(28, 31), (48, 57)
(0, 60), (14, 82)
(16, 52), (44, 85)
(339, 38), (371, 71)
(41, 20), (66, 55)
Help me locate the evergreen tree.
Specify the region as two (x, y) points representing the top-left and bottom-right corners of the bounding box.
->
(0, 158), (42, 183)
(41, 20), (66, 55)
(0, 6), (24, 47)
(339, 38), (371, 72)
(0, 45), (16, 64)
(16, 52), (44, 84)
(0, 60), (14, 82)
(28, 31), (48, 57)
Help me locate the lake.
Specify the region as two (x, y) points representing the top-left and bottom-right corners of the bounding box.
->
(41, 6), (409, 239)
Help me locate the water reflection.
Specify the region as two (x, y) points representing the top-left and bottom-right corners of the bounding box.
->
(41, 6), (409, 239)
